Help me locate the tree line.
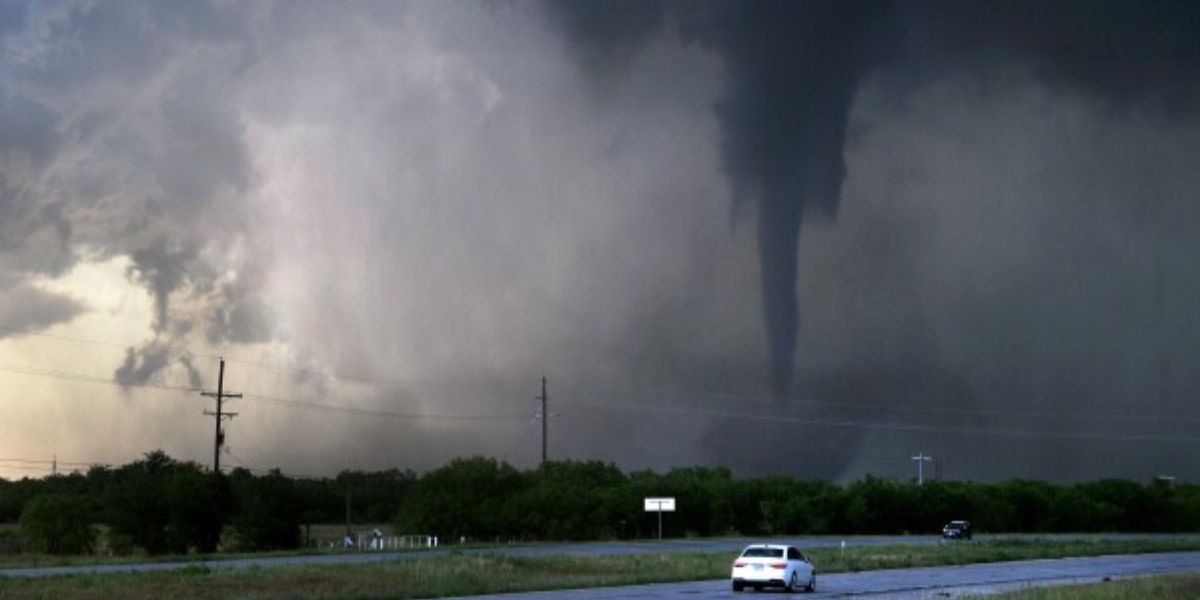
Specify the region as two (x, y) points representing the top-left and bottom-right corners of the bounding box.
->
(2, 452), (1198, 555)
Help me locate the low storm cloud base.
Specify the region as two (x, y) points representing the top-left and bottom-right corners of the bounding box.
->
(1, 0), (1199, 481)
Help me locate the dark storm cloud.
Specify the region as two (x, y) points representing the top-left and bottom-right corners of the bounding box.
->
(177, 353), (206, 390)
(541, 0), (666, 75)
(543, 0), (900, 397)
(0, 1), (267, 382)
(127, 237), (199, 333)
(686, 1), (894, 399)
(0, 282), (85, 336)
(545, 0), (1200, 399)
(205, 259), (272, 345)
(0, 3), (28, 36)
(6, 0), (1200, 480)
(901, 1), (1200, 109)
(114, 340), (173, 387)
(0, 93), (59, 169)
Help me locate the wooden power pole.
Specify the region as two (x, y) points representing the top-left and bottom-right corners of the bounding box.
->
(537, 377), (548, 469)
(201, 358), (242, 473)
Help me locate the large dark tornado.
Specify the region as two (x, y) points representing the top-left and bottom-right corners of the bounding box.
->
(703, 1), (887, 396)
(549, 0), (890, 398)
(548, 0), (1200, 403)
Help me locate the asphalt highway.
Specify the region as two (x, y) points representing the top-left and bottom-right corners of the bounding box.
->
(454, 551), (1200, 599)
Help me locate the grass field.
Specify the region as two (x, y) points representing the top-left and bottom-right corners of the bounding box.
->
(986, 573), (1200, 599)
(0, 524), (398, 569)
(2, 538), (1200, 600)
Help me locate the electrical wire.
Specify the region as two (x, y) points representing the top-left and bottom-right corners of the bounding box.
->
(0, 361), (200, 394)
(554, 383), (1200, 425)
(0, 360), (532, 422)
(5, 358), (1200, 442)
(224, 448), (326, 480)
(240, 391), (532, 422)
(0, 457), (97, 467)
(1, 321), (530, 389)
(560, 397), (1200, 445)
(9, 320), (1199, 426)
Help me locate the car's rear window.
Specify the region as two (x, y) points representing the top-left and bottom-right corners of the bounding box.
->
(741, 548), (784, 558)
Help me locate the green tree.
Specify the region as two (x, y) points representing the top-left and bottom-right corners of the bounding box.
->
(843, 476), (908, 534)
(230, 468), (302, 551)
(103, 451), (177, 554)
(396, 457), (524, 539)
(165, 468), (230, 553)
(509, 461), (629, 540)
(19, 494), (96, 555)
(995, 479), (1057, 532)
(103, 451), (226, 555)
(336, 469), (415, 523)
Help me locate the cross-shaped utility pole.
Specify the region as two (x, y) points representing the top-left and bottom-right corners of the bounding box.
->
(911, 452), (933, 486)
(201, 358), (242, 473)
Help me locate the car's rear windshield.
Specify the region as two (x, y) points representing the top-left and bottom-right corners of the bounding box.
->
(741, 548), (784, 558)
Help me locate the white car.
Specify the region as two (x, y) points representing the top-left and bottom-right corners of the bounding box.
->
(731, 544), (816, 593)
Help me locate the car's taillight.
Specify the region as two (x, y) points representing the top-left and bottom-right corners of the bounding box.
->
(733, 561), (747, 567)
(769, 562), (786, 569)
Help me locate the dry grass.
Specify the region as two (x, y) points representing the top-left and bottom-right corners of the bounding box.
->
(804, 537), (1200, 573)
(2, 538), (1199, 600)
(0, 524), (402, 569)
(0, 553), (726, 600)
(988, 573), (1200, 599)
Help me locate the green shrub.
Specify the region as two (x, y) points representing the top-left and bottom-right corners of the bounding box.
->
(19, 494), (96, 555)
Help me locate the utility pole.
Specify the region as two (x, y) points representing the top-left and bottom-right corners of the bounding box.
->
(911, 452), (932, 486)
(51, 454), (56, 477)
(537, 377), (548, 469)
(201, 358), (242, 474)
(345, 486), (353, 545)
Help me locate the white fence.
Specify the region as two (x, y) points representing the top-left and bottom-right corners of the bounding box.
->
(316, 532), (438, 551)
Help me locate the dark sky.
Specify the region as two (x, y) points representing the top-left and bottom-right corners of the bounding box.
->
(2, 0), (1199, 482)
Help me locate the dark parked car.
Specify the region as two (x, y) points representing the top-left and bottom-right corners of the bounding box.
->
(942, 520), (972, 540)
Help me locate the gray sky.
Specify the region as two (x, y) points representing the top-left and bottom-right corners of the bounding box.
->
(2, 1), (1199, 482)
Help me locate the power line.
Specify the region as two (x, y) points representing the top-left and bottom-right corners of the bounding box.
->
(0, 457), (98, 467)
(0, 361), (199, 394)
(0, 464), (58, 474)
(9, 319), (1198, 425)
(556, 382), (1200, 425)
(222, 355), (533, 389)
(560, 397), (1200, 445)
(0, 463), (94, 477)
(1, 321), (529, 389)
(241, 391), (532, 422)
(228, 446), (396, 471)
(224, 448), (327, 481)
(11, 346), (1200, 447)
(0, 361), (533, 422)
(0, 323), (135, 352)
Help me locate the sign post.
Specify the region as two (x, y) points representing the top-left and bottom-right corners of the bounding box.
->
(643, 497), (676, 540)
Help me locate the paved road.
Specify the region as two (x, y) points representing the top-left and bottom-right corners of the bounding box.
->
(453, 551), (1200, 599)
(2, 533), (1198, 579)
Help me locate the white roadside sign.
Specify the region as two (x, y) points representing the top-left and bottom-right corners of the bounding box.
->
(644, 497), (676, 512)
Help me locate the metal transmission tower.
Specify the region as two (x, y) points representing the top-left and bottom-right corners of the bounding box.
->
(911, 452), (933, 486)
(201, 358), (242, 473)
